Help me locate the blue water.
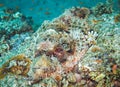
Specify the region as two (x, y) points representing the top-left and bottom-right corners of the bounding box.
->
(0, 0), (108, 25)
(1, 0), (119, 25)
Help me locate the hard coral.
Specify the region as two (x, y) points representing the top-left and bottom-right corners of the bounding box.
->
(91, 46), (101, 52)
(114, 14), (120, 23)
(52, 21), (69, 33)
(3, 8), (16, 14)
(59, 15), (72, 27)
(92, 2), (113, 16)
(53, 73), (62, 82)
(0, 54), (31, 79)
(70, 7), (90, 19)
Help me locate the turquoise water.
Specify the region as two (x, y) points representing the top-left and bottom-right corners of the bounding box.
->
(0, 0), (108, 25)
(0, 0), (119, 25)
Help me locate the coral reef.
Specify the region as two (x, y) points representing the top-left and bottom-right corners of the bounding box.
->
(114, 14), (120, 22)
(0, 8), (33, 39)
(70, 7), (90, 19)
(92, 0), (113, 16)
(0, 4), (120, 87)
(0, 8), (34, 55)
(0, 54), (31, 79)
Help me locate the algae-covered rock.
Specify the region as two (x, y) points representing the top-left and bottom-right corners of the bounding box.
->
(0, 54), (31, 79)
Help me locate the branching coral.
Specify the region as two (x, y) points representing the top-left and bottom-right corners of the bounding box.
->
(86, 31), (98, 45)
(0, 54), (31, 79)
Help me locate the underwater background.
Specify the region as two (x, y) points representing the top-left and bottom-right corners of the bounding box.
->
(0, 0), (120, 87)
(0, 0), (119, 26)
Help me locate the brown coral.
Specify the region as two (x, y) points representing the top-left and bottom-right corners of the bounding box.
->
(54, 21), (69, 33)
(114, 14), (120, 23)
(91, 46), (101, 52)
(59, 15), (72, 27)
(0, 54), (31, 79)
(70, 7), (90, 19)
